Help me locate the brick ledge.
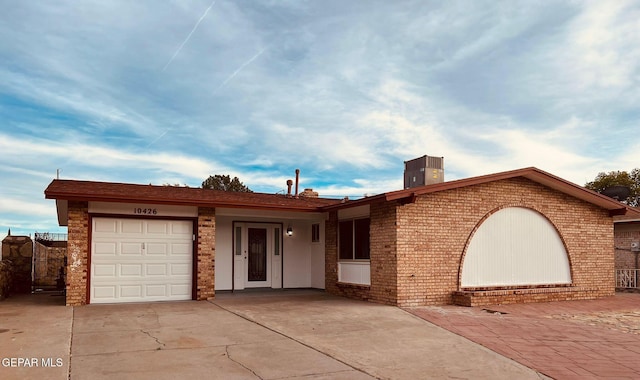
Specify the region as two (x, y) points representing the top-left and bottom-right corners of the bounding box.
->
(336, 282), (371, 289)
(453, 286), (591, 307)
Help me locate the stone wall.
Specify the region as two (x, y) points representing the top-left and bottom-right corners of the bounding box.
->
(1, 235), (33, 294)
(0, 260), (12, 299)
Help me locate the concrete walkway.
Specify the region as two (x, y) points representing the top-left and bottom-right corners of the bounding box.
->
(0, 290), (543, 380)
(407, 293), (640, 380)
(0, 292), (71, 380)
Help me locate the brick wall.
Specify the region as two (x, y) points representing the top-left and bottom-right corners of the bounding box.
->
(326, 177), (616, 307)
(395, 178), (614, 307)
(325, 202), (398, 305)
(614, 222), (640, 269)
(197, 207), (216, 300)
(66, 201), (89, 306)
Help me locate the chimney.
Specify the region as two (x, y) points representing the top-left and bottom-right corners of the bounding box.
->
(286, 179), (293, 196)
(299, 188), (318, 198)
(294, 169), (300, 198)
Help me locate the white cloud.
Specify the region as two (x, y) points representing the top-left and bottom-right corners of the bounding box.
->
(0, 199), (55, 218)
(0, 133), (218, 183)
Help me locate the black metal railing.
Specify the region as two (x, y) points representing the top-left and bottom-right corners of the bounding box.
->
(34, 232), (68, 242)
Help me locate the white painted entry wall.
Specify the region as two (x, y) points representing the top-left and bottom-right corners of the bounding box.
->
(91, 217), (193, 303)
(461, 207), (571, 288)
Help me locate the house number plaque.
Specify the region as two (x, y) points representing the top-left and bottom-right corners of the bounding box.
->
(133, 208), (158, 215)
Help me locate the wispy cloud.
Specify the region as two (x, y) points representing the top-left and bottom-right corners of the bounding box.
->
(215, 47), (268, 91)
(162, 0), (217, 71)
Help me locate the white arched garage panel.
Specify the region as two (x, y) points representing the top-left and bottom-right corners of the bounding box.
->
(461, 207), (571, 288)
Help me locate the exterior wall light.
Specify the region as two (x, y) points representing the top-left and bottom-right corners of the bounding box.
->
(286, 225), (293, 236)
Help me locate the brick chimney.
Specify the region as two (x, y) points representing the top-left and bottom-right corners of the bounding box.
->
(299, 188), (318, 198)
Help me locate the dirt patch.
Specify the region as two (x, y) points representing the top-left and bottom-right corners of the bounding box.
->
(546, 310), (640, 335)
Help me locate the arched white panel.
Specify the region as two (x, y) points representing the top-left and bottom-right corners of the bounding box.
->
(461, 207), (571, 288)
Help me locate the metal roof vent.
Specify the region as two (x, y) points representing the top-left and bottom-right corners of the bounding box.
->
(404, 155), (444, 189)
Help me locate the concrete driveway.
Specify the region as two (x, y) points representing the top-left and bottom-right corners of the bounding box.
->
(1, 290), (543, 380)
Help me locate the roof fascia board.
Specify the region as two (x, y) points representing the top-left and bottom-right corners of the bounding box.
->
(45, 193), (326, 213)
(384, 167), (629, 212)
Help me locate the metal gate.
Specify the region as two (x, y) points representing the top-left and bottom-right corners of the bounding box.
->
(32, 232), (67, 291)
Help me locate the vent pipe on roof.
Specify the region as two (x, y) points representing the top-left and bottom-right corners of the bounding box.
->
(286, 179), (293, 197)
(295, 169), (300, 198)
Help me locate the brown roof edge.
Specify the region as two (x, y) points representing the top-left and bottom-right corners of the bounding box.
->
(322, 167), (634, 215)
(44, 179), (342, 212)
(320, 193), (388, 211)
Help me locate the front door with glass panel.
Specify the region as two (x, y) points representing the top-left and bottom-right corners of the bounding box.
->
(233, 223), (282, 289)
(248, 228), (267, 283)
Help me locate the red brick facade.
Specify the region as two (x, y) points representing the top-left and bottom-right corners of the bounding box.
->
(326, 178), (615, 307)
(66, 201), (89, 306)
(197, 207), (216, 300)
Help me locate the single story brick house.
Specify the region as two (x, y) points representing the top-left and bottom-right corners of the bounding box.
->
(45, 167), (638, 307)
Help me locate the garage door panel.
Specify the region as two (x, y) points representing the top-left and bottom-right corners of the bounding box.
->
(170, 284), (191, 297)
(94, 219), (118, 233)
(171, 222), (192, 235)
(94, 242), (117, 256)
(146, 264), (168, 276)
(120, 264), (142, 277)
(93, 286), (116, 300)
(120, 242), (143, 255)
(171, 243), (191, 255)
(91, 218), (193, 304)
(170, 263), (190, 276)
(146, 243), (168, 255)
(94, 264), (116, 278)
(120, 285), (143, 298)
(146, 284), (168, 297)
(121, 220), (144, 234)
(146, 220), (169, 234)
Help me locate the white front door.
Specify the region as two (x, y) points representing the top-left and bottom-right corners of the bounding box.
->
(233, 223), (282, 290)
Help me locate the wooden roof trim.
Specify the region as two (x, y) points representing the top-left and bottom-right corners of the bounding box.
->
(324, 167), (631, 215)
(44, 180), (340, 212)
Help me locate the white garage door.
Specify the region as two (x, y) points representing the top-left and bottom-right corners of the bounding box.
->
(91, 217), (193, 304)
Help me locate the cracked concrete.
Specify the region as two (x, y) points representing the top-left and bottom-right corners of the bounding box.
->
(141, 329), (166, 349)
(2, 290), (545, 380)
(225, 345), (262, 379)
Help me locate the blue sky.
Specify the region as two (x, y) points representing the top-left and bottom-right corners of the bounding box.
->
(1, 0), (639, 239)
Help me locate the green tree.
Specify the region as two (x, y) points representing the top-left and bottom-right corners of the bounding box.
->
(585, 169), (640, 207)
(202, 174), (252, 192)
